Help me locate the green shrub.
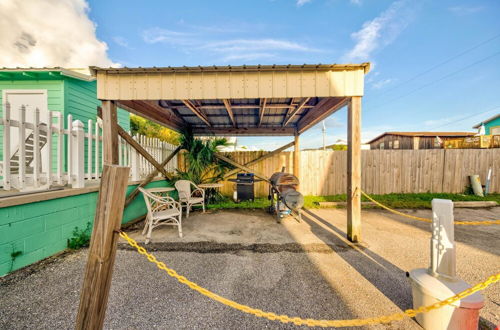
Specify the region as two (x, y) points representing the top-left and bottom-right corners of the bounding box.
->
(67, 222), (92, 250)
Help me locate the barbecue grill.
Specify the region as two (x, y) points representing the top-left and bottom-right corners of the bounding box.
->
(268, 168), (304, 222)
(228, 173), (263, 202)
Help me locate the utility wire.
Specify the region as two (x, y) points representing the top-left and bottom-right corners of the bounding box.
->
(369, 50), (500, 110)
(370, 32), (500, 100)
(428, 105), (500, 130)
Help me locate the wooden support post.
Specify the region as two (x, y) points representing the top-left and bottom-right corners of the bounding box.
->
(101, 101), (119, 165)
(75, 165), (130, 329)
(347, 96), (362, 242)
(124, 145), (181, 207)
(97, 106), (171, 179)
(293, 132), (300, 183)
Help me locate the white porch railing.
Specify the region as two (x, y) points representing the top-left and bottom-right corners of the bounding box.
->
(1, 103), (178, 191)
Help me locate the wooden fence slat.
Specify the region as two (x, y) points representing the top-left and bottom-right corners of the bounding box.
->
(215, 149), (500, 197)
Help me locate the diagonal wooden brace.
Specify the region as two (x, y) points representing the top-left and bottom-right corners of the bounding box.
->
(223, 141), (294, 179)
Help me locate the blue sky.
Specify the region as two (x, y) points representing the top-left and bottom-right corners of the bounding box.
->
(44, 0), (500, 148)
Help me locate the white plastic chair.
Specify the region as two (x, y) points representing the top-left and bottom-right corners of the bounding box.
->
(174, 180), (205, 217)
(139, 187), (183, 243)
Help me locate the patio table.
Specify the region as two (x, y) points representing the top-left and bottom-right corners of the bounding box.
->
(198, 183), (224, 203)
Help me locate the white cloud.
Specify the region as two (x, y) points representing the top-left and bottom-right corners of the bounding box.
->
(297, 0), (312, 6)
(448, 6), (484, 16)
(201, 39), (315, 53)
(371, 78), (393, 89)
(350, 0), (362, 5)
(142, 27), (317, 62)
(0, 0), (118, 68)
(113, 36), (130, 48)
(342, 0), (418, 62)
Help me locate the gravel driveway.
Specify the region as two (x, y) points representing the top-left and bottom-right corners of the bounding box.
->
(1, 207), (498, 329)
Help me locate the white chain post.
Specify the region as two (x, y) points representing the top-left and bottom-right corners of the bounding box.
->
(71, 120), (85, 188)
(430, 199), (455, 279)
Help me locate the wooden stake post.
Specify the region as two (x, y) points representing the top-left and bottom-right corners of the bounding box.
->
(347, 96), (362, 242)
(293, 133), (300, 183)
(76, 101), (129, 329)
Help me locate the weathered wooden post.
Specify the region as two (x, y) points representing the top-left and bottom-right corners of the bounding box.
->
(294, 132), (300, 185)
(76, 101), (129, 330)
(347, 96), (362, 242)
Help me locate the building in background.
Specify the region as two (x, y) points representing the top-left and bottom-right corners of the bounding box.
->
(0, 67), (130, 169)
(367, 132), (475, 150)
(473, 113), (500, 135)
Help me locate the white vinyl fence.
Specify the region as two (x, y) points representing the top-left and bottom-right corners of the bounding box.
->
(1, 103), (178, 191)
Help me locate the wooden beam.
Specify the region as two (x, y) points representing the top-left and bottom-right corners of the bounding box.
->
(200, 104), (314, 110)
(224, 141), (295, 178)
(97, 106), (172, 179)
(297, 97), (348, 134)
(347, 96), (362, 243)
(117, 126), (170, 178)
(182, 100), (211, 127)
(101, 101), (119, 165)
(283, 97), (310, 127)
(222, 99), (236, 127)
(117, 100), (185, 132)
(294, 132), (300, 184)
(75, 165), (130, 329)
(214, 153), (269, 182)
(192, 126), (295, 136)
(124, 145), (181, 207)
(258, 98), (267, 127)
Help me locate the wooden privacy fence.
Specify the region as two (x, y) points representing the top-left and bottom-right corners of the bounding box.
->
(219, 149), (499, 197)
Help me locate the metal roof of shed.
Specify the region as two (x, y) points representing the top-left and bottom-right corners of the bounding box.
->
(93, 63), (369, 136)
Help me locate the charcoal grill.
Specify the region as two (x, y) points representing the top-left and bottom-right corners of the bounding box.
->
(268, 167), (304, 222)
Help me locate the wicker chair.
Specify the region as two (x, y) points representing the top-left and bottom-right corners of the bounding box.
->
(174, 180), (205, 218)
(139, 187), (183, 243)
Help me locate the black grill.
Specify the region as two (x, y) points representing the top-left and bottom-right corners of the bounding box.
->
(229, 173), (255, 202)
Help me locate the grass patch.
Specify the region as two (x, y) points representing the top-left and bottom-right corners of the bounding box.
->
(206, 193), (500, 210)
(305, 193), (500, 209)
(207, 198), (269, 210)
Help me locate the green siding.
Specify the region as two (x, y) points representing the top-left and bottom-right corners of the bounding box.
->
(0, 179), (171, 276)
(0, 75), (130, 173)
(484, 117), (500, 135)
(0, 80), (64, 163)
(63, 79), (130, 130)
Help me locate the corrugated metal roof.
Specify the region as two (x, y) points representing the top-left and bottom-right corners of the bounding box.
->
(90, 63), (370, 75)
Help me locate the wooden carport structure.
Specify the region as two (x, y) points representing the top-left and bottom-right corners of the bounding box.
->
(76, 63), (370, 329)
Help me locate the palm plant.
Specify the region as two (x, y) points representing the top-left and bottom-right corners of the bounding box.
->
(175, 129), (234, 184)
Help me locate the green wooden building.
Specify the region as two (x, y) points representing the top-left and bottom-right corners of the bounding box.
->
(0, 68), (130, 164)
(473, 113), (500, 135)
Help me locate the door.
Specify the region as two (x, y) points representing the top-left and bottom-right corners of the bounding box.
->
(2, 89), (49, 166)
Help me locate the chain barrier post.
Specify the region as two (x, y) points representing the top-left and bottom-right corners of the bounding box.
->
(408, 199), (484, 330)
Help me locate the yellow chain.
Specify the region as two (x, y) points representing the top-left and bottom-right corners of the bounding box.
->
(361, 191), (500, 226)
(119, 231), (499, 328)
